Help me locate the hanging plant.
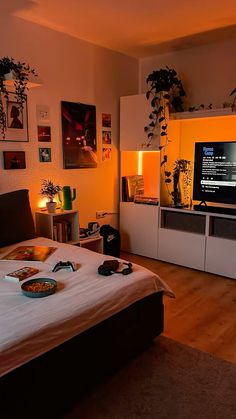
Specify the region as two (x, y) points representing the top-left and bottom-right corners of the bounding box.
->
(0, 57), (37, 138)
(144, 66), (186, 149)
(144, 67), (186, 203)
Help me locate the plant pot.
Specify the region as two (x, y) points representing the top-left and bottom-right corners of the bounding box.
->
(46, 201), (57, 213)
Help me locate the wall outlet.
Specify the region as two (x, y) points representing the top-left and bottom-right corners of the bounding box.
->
(96, 211), (106, 219)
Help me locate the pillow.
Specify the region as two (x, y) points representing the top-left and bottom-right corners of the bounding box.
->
(0, 189), (36, 247)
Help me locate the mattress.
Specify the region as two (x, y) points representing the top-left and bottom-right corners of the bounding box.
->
(0, 237), (174, 377)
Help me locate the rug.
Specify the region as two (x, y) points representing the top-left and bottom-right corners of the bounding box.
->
(61, 336), (236, 419)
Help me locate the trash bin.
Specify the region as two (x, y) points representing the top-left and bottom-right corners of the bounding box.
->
(100, 224), (120, 257)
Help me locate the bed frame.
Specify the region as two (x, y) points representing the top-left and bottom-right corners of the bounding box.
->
(1, 291), (164, 418)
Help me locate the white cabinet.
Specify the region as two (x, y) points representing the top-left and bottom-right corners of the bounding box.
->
(120, 202), (159, 258)
(35, 210), (103, 253)
(120, 94), (159, 151)
(35, 210), (79, 244)
(158, 208), (206, 270)
(158, 207), (236, 279)
(158, 229), (206, 270)
(205, 215), (236, 279)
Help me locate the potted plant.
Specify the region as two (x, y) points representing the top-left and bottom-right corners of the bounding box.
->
(40, 179), (62, 213)
(165, 159), (192, 207)
(0, 56), (37, 138)
(144, 66), (186, 149)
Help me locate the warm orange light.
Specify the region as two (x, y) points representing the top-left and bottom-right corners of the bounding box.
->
(138, 151), (143, 175)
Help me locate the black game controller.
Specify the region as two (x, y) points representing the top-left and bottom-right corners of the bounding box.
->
(52, 261), (76, 272)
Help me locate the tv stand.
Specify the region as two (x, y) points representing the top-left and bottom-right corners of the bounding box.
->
(158, 206), (236, 279)
(194, 205), (236, 216)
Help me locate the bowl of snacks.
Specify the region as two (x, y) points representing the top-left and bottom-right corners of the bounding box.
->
(21, 278), (57, 298)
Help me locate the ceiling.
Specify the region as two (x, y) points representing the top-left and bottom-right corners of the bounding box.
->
(9, 0), (236, 57)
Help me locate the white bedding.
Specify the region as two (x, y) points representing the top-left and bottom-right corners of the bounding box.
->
(0, 237), (174, 377)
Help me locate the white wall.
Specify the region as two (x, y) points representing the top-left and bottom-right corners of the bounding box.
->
(0, 15), (139, 228)
(140, 38), (236, 109)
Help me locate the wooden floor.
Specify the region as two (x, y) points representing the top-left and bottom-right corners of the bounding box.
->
(121, 251), (236, 364)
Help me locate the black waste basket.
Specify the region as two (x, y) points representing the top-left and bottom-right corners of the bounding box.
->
(100, 224), (120, 257)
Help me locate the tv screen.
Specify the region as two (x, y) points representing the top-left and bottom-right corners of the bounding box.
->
(193, 141), (236, 205)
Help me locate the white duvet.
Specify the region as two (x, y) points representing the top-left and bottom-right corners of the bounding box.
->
(0, 237), (174, 377)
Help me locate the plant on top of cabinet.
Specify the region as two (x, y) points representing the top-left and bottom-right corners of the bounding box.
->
(144, 66), (186, 150)
(0, 57), (37, 138)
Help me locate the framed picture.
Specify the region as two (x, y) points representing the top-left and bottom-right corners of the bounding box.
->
(37, 125), (51, 142)
(102, 130), (111, 144)
(3, 151), (26, 169)
(102, 147), (112, 161)
(61, 101), (97, 169)
(39, 147), (51, 162)
(0, 92), (29, 142)
(102, 113), (111, 128)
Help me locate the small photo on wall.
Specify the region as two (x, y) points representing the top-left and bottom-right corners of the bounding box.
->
(37, 126), (51, 142)
(102, 147), (112, 161)
(102, 113), (111, 128)
(39, 147), (51, 162)
(102, 130), (111, 144)
(3, 151), (26, 169)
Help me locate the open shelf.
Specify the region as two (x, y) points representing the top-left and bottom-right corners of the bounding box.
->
(170, 107), (234, 121)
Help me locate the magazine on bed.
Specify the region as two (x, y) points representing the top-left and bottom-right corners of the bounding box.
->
(4, 266), (40, 282)
(2, 246), (57, 262)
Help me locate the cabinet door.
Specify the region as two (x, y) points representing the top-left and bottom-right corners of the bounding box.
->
(120, 202), (158, 258)
(158, 228), (205, 270)
(120, 94), (159, 151)
(205, 237), (236, 279)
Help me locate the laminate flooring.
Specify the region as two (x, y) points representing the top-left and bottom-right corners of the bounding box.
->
(121, 251), (236, 364)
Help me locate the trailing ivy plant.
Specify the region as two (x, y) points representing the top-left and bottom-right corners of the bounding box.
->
(144, 67), (186, 202)
(0, 57), (37, 138)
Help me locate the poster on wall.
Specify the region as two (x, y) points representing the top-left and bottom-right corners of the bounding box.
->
(61, 101), (97, 169)
(0, 92), (28, 142)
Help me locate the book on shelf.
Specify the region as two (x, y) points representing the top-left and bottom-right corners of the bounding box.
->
(53, 220), (71, 243)
(122, 175), (144, 202)
(4, 266), (40, 282)
(2, 246), (57, 262)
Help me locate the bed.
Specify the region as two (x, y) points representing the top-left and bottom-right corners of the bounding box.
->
(0, 190), (174, 418)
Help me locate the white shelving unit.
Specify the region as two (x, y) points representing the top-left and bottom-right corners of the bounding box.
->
(35, 210), (80, 245)
(35, 210), (104, 253)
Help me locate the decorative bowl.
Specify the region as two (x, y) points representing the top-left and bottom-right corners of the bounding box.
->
(21, 278), (57, 298)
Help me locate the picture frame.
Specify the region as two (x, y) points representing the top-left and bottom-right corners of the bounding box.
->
(37, 125), (51, 142)
(39, 147), (51, 162)
(102, 130), (111, 144)
(61, 101), (97, 169)
(3, 151), (26, 169)
(102, 113), (111, 128)
(0, 92), (29, 142)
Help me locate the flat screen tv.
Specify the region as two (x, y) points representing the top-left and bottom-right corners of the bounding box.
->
(193, 141), (236, 205)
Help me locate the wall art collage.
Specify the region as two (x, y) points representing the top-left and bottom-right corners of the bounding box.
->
(1, 97), (112, 169)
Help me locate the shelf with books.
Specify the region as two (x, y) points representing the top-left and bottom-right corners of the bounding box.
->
(35, 210), (79, 245)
